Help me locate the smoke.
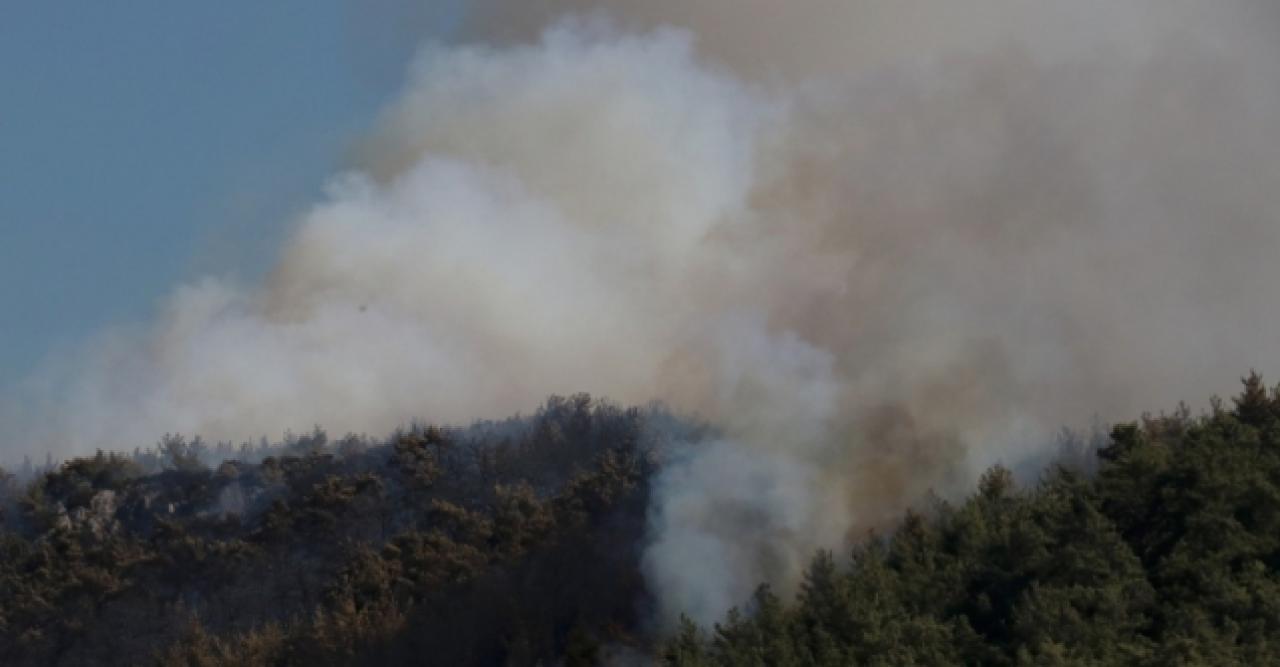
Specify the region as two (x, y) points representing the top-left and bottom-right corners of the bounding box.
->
(6, 0), (1280, 628)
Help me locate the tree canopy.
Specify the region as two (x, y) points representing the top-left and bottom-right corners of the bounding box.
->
(4, 377), (1280, 665)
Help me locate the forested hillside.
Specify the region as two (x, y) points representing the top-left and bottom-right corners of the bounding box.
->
(5, 377), (1280, 665)
(0, 396), (688, 665)
(666, 375), (1280, 666)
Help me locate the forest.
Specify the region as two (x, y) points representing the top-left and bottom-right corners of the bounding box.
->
(4, 376), (1280, 665)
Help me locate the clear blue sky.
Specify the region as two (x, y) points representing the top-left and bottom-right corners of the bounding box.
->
(0, 1), (463, 381)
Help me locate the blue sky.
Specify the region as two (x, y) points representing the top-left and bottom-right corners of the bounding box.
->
(0, 1), (463, 381)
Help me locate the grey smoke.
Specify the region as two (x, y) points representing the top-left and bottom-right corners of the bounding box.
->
(5, 0), (1280, 628)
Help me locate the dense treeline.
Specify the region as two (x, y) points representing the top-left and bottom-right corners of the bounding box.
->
(0, 395), (688, 665)
(667, 374), (1280, 665)
(3, 377), (1280, 665)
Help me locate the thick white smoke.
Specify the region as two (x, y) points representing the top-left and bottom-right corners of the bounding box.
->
(8, 24), (762, 453)
(6, 1), (1280, 628)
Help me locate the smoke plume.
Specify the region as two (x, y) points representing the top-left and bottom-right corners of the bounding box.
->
(5, 0), (1280, 627)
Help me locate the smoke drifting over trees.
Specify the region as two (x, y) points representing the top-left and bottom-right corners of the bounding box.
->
(4, 0), (1280, 634)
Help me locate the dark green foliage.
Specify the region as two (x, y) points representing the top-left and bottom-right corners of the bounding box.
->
(668, 374), (1280, 666)
(0, 395), (661, 666)
(8, 376), (1280, 665)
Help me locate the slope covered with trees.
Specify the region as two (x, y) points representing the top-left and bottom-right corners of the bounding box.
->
(667, 374), (1280, 666)
(3, 377), (1280, 665)
(0, 396), (686, 665)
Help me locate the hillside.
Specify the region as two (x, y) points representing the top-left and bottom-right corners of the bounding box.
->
(4, 377), (1280, 665)
(1, 396), (684, 665)
(667, 375), (1280, 665)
